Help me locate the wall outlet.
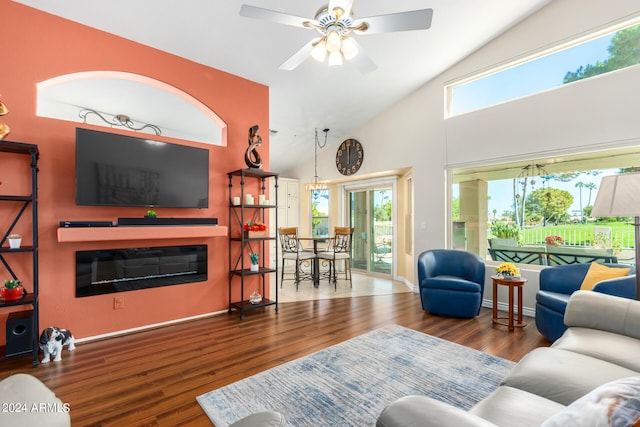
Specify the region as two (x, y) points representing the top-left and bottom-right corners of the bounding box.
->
(113, 296), (125, 310)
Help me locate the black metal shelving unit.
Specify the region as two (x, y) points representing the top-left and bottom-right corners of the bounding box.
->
(228, 168), (278, 319)
(0, 140), (39, 367)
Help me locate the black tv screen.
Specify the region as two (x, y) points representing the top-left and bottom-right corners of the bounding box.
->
(75, 128), (209, 208)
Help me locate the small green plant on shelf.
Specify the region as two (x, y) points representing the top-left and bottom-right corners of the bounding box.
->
(2, 279), (21, 289)
(250, 252), (259, 265)
(1, 279), (25, 301)
(145, 210), (157, 218)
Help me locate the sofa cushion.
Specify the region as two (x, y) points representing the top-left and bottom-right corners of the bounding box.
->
(423, 276), (481, 292)
(470, 386), (565, 427)
(502, 347), (638, 406)
(580, 262), (631, 290)
(564, 291), (640, 340)
(377, 395), (497, 427)
(228, 411), (286, 427)
(536, 290), (570, 313)
(552, 327), (640, 372)
(541, 376), (640, 427)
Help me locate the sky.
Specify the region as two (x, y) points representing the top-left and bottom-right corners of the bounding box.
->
(487, 169), (618, 218)
(453, 27), (621, 217)
(452, 33), (614, 115)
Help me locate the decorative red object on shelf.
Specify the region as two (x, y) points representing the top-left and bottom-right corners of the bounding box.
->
(1, 285), (25, 301)
(243, 222), (267, 238)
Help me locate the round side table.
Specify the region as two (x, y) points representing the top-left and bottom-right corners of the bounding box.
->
(491, 275), (527, 332)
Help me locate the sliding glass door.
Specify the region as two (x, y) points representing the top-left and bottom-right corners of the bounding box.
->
(349, 186), (393, 276)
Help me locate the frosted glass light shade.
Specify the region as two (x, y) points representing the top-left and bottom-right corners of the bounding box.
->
(328, 51), (343, 66)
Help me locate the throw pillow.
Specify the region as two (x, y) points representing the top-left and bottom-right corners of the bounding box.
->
(580, 262), (631, 291)
(541, 376), (640, 427)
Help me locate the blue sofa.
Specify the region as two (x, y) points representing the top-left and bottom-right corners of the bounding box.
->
(535, 263), (635, 342)
(418, 249), (485, 318)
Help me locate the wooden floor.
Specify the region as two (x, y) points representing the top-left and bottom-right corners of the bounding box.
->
(0, 292), (549, 427)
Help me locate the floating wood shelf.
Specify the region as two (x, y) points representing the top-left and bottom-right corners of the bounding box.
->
(57, 225), (228, 243)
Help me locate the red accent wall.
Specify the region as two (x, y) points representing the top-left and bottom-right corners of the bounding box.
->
(1, 1), (269, 344)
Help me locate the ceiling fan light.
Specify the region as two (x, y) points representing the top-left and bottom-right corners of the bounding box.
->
(326, 30), (342, 53)
(341, 37), (358, 60)
(311, 40), (328, 62)
(328, 51), (343, 66)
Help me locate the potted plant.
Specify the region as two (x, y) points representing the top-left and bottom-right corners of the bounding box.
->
(145, 210), (157, 218)
(1, 279), (24, 301)
(545, 235), (564, 247)
(8, 233), (21, 249)
(495, 262), (520, 279)
(249, 252), (259, 272)
(489, 222), (521, 248)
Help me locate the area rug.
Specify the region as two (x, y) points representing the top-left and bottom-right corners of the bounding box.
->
(197, 324), (515, 426)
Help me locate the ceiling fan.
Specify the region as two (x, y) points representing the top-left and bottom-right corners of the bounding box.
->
(240, 0), (433, 73)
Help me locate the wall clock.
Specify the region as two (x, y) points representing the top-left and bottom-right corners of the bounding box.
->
(336, 139), (364, 176)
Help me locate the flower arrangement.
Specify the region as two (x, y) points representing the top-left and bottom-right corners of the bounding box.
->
(496, 262), (520, 278)
(545, 235), (564, 246)
(244, 221), (267, 238)
(243, 222), (266, 232)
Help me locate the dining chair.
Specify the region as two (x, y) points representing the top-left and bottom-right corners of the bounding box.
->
(278, 227), (316, 290)
(317, 227), (354, 289)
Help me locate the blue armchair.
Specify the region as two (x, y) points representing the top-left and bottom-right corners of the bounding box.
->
(418, 249), (486, 318)
(535, 263), (635, 342)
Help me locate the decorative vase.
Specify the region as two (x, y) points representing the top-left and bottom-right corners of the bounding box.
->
(250, 264), (259, 272)
(1, 285), (24, 301)
(8, 238), (21, 249)
(249, 290), (262, 304)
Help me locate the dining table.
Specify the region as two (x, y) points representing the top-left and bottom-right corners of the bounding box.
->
(294, 236), (332, 287)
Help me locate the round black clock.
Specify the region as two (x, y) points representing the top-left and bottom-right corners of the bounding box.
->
(336, 139), (363, 176)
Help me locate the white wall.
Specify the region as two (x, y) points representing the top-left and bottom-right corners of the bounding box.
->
(289, 0), (640, 311)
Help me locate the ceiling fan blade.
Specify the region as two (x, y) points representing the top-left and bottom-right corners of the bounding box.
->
(349, 39), (377, 74)
(353, 9), (433, 34)
(278, 39), (318, 71)
(328, 0), (354, 19)
(240, 4), (316, 29)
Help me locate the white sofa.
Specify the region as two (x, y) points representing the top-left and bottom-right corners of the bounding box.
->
(377, 291), (640, 426)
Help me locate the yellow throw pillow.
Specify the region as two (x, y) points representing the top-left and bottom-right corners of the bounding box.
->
(579, 262), (631, 291)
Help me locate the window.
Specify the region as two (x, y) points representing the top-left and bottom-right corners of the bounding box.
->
(447, 21), (640, 117)
(311, 189), (329, 237)
(451, 148), (640, 268)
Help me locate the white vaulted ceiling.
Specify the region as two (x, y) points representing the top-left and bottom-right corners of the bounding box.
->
(14, 0), (550, 173)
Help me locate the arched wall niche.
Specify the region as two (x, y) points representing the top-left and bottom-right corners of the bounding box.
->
(36, 71), (227, 146)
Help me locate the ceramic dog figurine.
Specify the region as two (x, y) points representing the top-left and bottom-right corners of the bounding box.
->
(39, 327), (75, 363)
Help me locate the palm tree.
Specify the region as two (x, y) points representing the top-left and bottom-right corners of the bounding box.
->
(585, 182), (597, 210)
(575, 181), (586, 223)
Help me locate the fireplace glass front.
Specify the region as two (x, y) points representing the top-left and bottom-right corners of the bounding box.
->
(76, 245), (207, 297)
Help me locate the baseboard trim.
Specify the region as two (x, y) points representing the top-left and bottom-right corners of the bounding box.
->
(74, 309), (228, 344)
(482, 299), (535, 318)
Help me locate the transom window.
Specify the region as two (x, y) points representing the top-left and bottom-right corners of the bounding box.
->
(447, 20), (640, 117)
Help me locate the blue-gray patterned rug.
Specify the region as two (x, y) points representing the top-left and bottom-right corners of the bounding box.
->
(197, 324), (514, 426)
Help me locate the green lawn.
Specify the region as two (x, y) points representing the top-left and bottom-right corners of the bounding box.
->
(519, 222), (635, 248)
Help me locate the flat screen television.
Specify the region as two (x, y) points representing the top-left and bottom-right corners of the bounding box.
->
(75, 128), (209, 208)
